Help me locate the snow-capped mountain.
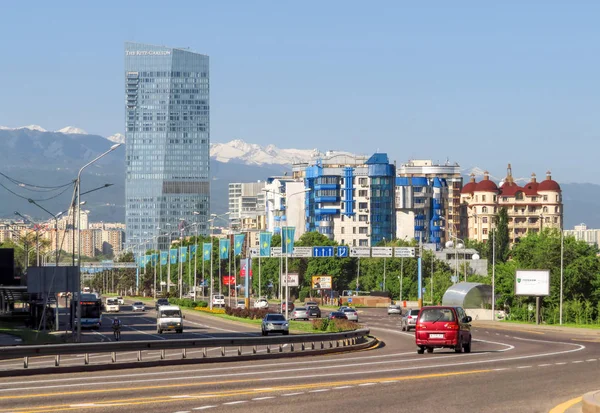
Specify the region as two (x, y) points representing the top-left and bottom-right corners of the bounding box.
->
(56, 126), (88, 135)
(0, 124), (47, 132)
(462, 166), (533, 184)
(210, 139), (354, 165)
(107, 133), (125, 144)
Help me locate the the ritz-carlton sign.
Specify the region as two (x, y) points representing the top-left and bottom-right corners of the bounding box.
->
(126, 50), (171, 56)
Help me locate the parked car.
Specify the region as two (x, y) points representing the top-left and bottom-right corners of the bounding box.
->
(261, 313), (289, 335)
(212, 294), (225, 307)
(415, 306), (472, 354)
(155, 298), (169, 310)
(387, 303), (402, 315)
(290, 307), (309, 321)
(236, 300), (246, 309)
(307, 305), (321, 318)
(253, 298), (269, 309)
(282, 301), (295, 312)
(342, 307), (358, 322)
(401, 309), (421, 331)
(132, 302), (145, 312)
(328, 311), (348, 320)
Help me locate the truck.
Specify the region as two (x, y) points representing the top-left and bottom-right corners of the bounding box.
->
(156, 305), (184, 334)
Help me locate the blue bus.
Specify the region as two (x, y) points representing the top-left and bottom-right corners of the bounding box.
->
(72, 293), (102, 330)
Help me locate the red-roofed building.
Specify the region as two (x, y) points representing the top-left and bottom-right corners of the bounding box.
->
(460, 165), (563, 244)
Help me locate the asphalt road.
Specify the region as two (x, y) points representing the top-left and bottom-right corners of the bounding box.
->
(1, 307), (599, 413)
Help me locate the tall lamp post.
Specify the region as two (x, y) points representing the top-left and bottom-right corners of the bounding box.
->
(193, 211), (200, 299)
(208, 212), (231, 309)
(446, 233), (465, 282)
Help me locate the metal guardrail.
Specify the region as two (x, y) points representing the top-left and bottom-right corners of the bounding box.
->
(0, 328), (370, 368)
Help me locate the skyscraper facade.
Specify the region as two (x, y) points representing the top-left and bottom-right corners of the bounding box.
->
(125, 42), (210, 253)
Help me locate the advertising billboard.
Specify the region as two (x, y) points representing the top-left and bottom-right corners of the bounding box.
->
(223, 276), (236, 286)
(515, 270), (550, 296)
(282, 273), (299, 287)
(312, 275), (332, 289)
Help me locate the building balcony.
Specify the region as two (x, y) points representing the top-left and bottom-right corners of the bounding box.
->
(315, 208), (339, 216)
(314, 183), (339, 190)
(315, 196), (340, 203)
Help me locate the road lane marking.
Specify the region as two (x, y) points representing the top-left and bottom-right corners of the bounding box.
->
(548, 396), (583, 413)
(555, 362), (567, 365)
(223, 401), (247, 405)
(282, 392), (305, 396)
(358, 383), (376, 386)
(0, 369), (493, 412)
(381, 381), (398, 384)
(252, 397), (275, 400)
(308, 389), (329, 393)
(586, 359), (597, 362)
(333, 386), (354, 389)
(572, 360), (583, 363)
(492, 368), (509, 371)
(517, 366), (531, 369)
(538, 364), (552, 367)
(192, 406), (217, 410)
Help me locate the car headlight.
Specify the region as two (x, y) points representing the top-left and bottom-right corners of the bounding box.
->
(267, 323), (273, 327)
(284, 323), (289, 327)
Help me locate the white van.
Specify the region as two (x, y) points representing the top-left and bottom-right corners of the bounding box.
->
(156, 305), (184, 334)
(212, 294), (225, 307)
(105, 297), (120, 313)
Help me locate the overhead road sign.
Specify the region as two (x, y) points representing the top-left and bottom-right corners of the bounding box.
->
(336, 246), (349, 257)
(293, 247), (313, 258)
(350, 247), (371, 257)
(313, 246), (335, 257)
(371, 247), (393, 257)
(394, 247), (416, 258)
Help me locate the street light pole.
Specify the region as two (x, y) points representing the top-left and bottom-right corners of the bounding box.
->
(193, 211), (200, 300)
(560, 228), (564, 325)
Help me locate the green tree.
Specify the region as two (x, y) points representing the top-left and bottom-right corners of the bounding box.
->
(495, 207), (510, 262)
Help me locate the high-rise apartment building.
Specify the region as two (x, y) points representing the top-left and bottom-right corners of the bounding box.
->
(228, 181), (266, 230)
(124, 42), (210, 253)
(564, 223), (600, 247)
(397, 160), (463, 241)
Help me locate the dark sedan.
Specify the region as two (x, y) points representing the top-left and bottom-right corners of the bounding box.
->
(307, 305), (321, 318)
(328, 311), (348, 320)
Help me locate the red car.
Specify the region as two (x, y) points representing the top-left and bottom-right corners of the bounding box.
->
(281, 301), (295, 312)
(415, 306), (472, 354)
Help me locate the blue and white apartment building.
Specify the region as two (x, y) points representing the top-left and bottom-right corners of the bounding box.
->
(263, 157), (462, 249)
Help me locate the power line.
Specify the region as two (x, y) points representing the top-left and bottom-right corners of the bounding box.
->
(0, 172), (75, 191)
(0, 181), (74, 202)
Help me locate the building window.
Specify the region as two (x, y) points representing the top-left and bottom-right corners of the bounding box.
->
(341, 227), (345, 234)
(544, 195), (548, 201)
(353, 227), (356, 234)
(515, 192), (523, 200)
(353, 239), (357, 246)
(482, 217), (488, 223)
(555, 206), (560, 213)
(503, 197), (508, 202)
(482, 195), (486, 202)
(493, 195), (497, 202)
(359, 227), (368, 234)
(543, 206), (548, 213)
(483, 228), (488, 235)
(482, 206), (488, 213)
(359, 215), (368, 222)
(359, 239), (369, 246)
(532, 197), (537, 202)
(341, 239), (345, 245)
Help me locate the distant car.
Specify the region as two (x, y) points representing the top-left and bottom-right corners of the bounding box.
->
(388, 304), (402, 315)
(282, 301), (295, 312)
(304, 301), (318, 308)
(307, 305), (321, 318)
(261, 313), (289, 335)
(116, 296), (125, 305)
(401, 309), (421, 331)
(415, 306), (472, 354)
(236, 300), (246, 309)
(342, 308), (358, 322)
(328, 311), (348, 320)
(253, 298), (269, 309)
(338, 306), (350, 312)
(132, 302), (145, 312)
(212, 294), (225, 307)
(290, 307), (309, 321)
(105, 298), (120, 313)
(155, 298), (169, 310)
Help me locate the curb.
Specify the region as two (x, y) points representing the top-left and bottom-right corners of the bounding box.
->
(0, 336), (378, 378)
(583, 390), (600, 413)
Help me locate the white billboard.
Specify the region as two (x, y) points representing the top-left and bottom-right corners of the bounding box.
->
(282, 273), (299, 287)
(371, 247), (393, 257)
(515, 270), (550, 296)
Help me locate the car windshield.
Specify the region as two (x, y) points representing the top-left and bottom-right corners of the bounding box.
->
(267, 314), (285, 321)
(295, 307), (307, 311)
(237, 301), (245, 304)
(332, 312), (345, 316)
(343, 308), (355, 313)
(134, 302), (143, 306)
(214, 295), (224, 299)
(410, 310), (420, 316)
(158, 299), (168, 304)
(419, 308), (455, 322)
(106, 299), (118, 305)
(160, 310), (181, 318)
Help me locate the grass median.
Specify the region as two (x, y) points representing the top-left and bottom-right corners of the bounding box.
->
(0, 321), (65, 345)
(499, 319), (600, 329)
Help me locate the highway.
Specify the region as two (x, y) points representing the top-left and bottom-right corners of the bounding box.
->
(0, 305), (599, 413)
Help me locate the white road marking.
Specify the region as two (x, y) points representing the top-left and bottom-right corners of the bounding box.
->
(333, 386), (354, 389)
(381, 380), (398, 384)
(538, 364), (552, 367)
(223, 401), (247, 405)
(358, 383), (376, 386)
(282, 392), (305, 396)
(308, 389), (330, 393)
(517, 366), (531, 369)
(572, 360), (584, 363)
(586, 359), (597, 362)
(173, 411), (191, 413)
(492, 368), (509, 371)
(252, 397), (275, 400)
(192, 407), (217, 411)
(555, 362), (567, 365)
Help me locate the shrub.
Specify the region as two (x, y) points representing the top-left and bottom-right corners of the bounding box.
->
(225, 306), (270, 320)
(194, 307), (225, 314)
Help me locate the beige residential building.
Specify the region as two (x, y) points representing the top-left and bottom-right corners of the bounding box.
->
(460, 165), (563, 244)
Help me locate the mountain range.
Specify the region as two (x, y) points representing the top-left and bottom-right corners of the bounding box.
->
(0, 126), (598, 229)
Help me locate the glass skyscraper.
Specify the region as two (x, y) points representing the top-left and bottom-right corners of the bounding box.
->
(125, 42), (210, 253)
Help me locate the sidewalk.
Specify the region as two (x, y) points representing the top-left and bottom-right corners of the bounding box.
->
(472, 320), (600, 339)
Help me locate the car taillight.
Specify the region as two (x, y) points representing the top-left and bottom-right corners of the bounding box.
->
(417, 324), (427, 329)
(407, 316), (413, 319)
(444, 323), (459, 330)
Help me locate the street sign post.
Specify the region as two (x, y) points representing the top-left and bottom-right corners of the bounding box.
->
(350, 247), (371, 257)
(371, 247), (393, 257)
(250, 247), (259, 256)
(394, 247), (416, 258)
(313, 246), (335, 257)
(270, 247), (284, 257)
(282, 273), (299, 287)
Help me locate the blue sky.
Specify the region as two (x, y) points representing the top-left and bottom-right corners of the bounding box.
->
(1, 1), (599, 183)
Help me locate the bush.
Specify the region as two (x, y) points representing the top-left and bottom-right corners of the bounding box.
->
(167, 298), (207, 308)
(195, 307), (225, 314)
(298, 286), (310, 303)
(311, 318), (359, 332)
(225, 306), (270, 320)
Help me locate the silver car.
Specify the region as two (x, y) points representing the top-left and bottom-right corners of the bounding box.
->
(388, 304), (402, 315)
(132, 301), (145, 312)
(342, 308), (359, 322)
(401, 309), (421, 331)
(290, 307), (309, 321)
(261, 313), (289, 335)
